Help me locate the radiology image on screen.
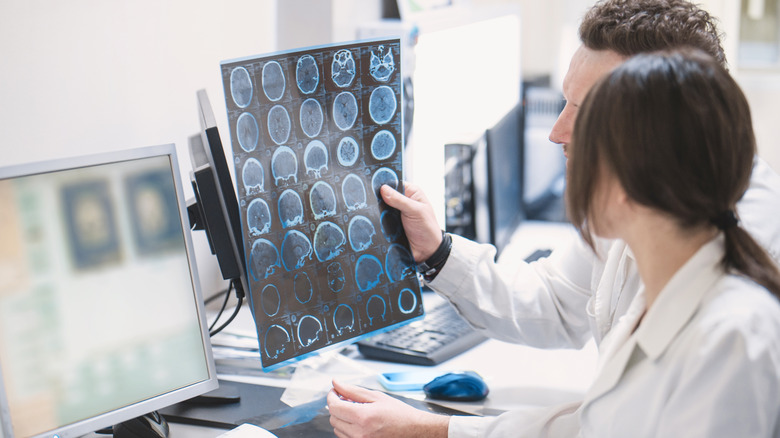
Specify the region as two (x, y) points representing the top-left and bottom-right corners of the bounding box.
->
(221, 39), (423, 369)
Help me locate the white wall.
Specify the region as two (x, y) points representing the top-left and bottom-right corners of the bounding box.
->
(0, 0), (276, 298)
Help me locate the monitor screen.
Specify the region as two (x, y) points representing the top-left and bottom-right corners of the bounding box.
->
(0, 144), (218, 438)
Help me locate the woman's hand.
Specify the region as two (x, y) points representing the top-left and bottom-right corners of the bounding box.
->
(327, 380), (449, 438)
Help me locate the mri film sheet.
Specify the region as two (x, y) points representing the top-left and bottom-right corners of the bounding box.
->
(221, 39), (422, 370)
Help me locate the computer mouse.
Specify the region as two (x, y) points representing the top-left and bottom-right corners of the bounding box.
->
(423, 371), (489, 402)
(112, 411), (170, 438)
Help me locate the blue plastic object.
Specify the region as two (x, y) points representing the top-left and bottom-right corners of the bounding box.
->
(423, 371), (489, 402)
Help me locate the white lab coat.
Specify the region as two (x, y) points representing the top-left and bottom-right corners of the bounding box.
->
(428, 158), (780, 436)
(449, 236), (780, 437)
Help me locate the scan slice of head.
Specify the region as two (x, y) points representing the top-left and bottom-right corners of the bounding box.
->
(296, 54), (319, 94)
(327, 261), (346, 293)
(385, 243), (415, 282)
(370, 130), (396, 160)
(333, 304), (355, 335)
(366, 294), (387, 324)
(264, 324), (290, 359)
(230, 66), (253, 108)
(313, 221), (347, 262)
(397, 288), (417, 314)
(304, 140), (329, 178)
(342, 173), (367, 211)
(247, 198), (272, 236)
(237, 112), (259, 153)
(299, 98), (324, 138)
(267, 104), (292, 145)
(242, 157), (265, 196)
(337, 136), (359, 167)
(281, 230), (313, 271)
(355, 254), (384, 292)
(278, 189), (304, 228)
(348, 215), (376, 252)
(294, 271), (314, 304)
(368, 86), (397, 125)
(331, 49), (356, 88)
(369, 45), (395, 82)
(271, 146), (298, 186)
(380, 209), (403, 242)
(262, 60), (286, 102)
(309, 181), (337, 220)
(297, 315), (323, 347)
(250, 238), (281, 281)
(333, 91), (359, 131)
(371, 167), (399, 201)
(261, 284), (281, 317)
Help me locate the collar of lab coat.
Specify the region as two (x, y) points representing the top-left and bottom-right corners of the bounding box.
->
(586, 234), (726, 401)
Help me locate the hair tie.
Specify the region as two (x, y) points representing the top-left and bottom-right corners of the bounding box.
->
(711, 210), (738, 230)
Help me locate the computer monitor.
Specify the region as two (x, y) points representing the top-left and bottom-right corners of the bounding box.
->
(0, 144), (218, 438)
(187, 89), (248, 302)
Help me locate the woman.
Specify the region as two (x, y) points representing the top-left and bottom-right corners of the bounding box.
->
(328, 48), (780, 437)
(564, 47), (780, 436)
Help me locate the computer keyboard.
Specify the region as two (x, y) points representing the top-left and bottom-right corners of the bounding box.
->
(357, 297), (487, 366)
(356, 248), (553, 366)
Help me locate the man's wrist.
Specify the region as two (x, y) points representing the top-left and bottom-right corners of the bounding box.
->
(416, 231), (452, 282)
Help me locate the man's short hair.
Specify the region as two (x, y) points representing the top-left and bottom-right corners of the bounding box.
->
(580, 0), (727, 67)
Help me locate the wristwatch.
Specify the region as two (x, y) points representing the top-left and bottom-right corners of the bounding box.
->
(416, 231), (453, 282)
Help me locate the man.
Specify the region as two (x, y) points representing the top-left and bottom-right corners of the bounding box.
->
(327, 1), (780, 436)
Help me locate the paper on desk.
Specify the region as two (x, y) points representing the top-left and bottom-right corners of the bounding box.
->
(217, 423), (278, 438)
(280, 349), (375, 407)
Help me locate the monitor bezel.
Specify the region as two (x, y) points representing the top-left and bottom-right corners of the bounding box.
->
(0, 144), (219, 438)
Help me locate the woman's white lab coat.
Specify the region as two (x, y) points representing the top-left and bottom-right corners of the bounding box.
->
(449, 235), (780, 437)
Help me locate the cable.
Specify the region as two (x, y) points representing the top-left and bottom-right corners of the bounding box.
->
(209, 291), (243, 337)
(208, 280), (233, 332)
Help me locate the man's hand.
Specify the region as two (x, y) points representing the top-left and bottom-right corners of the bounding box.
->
(380, 183), (443, 262)
(327, 380), (449, 438)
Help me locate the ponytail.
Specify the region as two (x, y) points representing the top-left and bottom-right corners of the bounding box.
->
(722, 224), (780, 299)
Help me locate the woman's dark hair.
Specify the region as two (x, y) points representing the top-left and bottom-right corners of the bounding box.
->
(567, 48), (780, 297)
(580, 0), (727, 68)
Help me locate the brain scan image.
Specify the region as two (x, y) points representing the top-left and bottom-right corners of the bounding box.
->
(262, 60), (286, 102)
(397, 288), (417, 314)
(348, 215), (376, 252)
(369, 45), (395, 82)
(332, 91), (358, 131)
(333, 304), (355, 335)
(277, 189), (304, 228)
(327, 262), (346, 293)
(368, 86), (397, 125)
(241, 158), (265, 196)
(261, 284), (281, 317)
(337, 136), (359, 167)
(366, 295), (387, 325)
(249, 238), (281, 281)
(355, 254), (384, 292)
(371, 167), (399, 202)
(264, 324), (291, 359)
(313, 221), (347, 262)
(342, 174), (367, 211)
(331, 49), (356, 88)
(309, 181), (337, 220)
(294, 271), (314, 304)
(385, 243), (415, 283)
(237, 112), (259, 153)
(267, 105), (292, 145)
(296, 54), (319, 94)
(370, 130), (396, 160)
(304, 140), (329, 178)
(380, 209), (403, 242)
(247, 198), (272, 236)
(297, 315), (323, 347)
(230, 66), (253, 108)
(271, 146), (298, 186)
(281, 230), (313, 271)
(299, 98), (324, 138)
